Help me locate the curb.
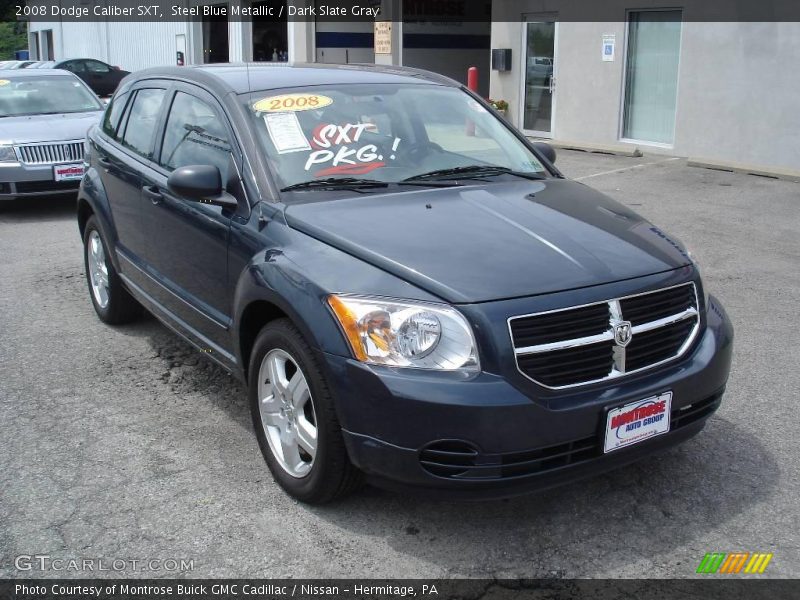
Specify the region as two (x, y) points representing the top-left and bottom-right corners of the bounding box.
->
(527, 138), (643, 157)
(687, 158), (800, 183)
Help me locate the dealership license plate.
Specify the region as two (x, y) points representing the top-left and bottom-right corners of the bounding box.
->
(53, 163), (84, 182)
(603, 391), (672, 453)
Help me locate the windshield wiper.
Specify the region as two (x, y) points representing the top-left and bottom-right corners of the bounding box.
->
(280, 177), (463, 192)
(393, 181), (462, 188)
(405, 165), (546, 182)
(280, 177), (389, 192)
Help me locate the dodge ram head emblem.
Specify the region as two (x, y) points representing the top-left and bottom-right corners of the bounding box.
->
(614, 321), (633, 347)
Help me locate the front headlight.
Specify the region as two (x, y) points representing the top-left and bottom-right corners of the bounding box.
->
(685, 248), (710, 306)
(327, 295), (479, 371)
(0, 145), (18, 163)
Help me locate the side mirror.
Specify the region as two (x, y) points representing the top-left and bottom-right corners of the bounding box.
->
(167, 165), (237, 209)
(532, 142), (556, 164)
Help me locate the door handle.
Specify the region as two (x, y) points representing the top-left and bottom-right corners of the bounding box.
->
(142, 185), (163, 204)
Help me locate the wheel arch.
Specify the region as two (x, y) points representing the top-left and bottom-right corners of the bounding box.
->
(238, 299), (291, 382)
(235, 287), (347, 385)
(232, 240), (360, 383)
(77, 163), (120, 270)
(77, 196), (94, 238)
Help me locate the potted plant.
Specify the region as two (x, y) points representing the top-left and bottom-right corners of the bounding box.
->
(488, 99), (509, 117)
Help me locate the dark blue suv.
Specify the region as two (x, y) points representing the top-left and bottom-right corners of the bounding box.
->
(78, 63), (733, 503)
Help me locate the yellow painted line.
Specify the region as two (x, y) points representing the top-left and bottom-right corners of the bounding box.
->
(758, 553), (773, 573)
(744, 554), (759, 573)
(745, 553), (765, 573)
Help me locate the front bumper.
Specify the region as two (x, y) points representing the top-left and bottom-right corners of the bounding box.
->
(323, 292), (733, 497)
(0, 162), (81, 200)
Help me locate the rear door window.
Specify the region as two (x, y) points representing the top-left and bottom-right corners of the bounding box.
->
(119, 88), (167, 160)
(101, 91), (130, 140)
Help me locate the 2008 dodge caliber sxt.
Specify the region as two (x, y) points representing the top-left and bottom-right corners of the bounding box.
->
(78, 63), (733, 503)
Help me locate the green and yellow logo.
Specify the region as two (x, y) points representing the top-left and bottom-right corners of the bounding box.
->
(696, 552), (773, 574)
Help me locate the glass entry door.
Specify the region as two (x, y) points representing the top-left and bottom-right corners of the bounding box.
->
(521, 19), (557, 136)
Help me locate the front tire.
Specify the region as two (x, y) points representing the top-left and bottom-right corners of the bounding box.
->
(249, 319), (362, 503)
(83, 215), (140, 325)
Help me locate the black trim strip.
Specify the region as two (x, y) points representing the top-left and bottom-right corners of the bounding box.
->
(119, 273), (237, 366)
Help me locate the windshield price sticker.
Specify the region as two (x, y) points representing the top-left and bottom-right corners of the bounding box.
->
(253, 93), (333, 113)
(264, 112), (311, 154)
(0, 80), (10, 86)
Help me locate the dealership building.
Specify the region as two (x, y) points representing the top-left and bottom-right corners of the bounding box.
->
(27, 0), (799, 175)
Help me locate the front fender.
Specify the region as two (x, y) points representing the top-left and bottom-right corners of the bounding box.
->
(231, 249), (353, 372)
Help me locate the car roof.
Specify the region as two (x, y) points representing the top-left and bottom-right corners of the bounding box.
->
(55, 58), (107, 63)
(127, 62), (461, 96)
(0, 68), (75, 78)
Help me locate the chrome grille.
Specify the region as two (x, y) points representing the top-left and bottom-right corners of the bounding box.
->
(620, 283), (697, 325)
(15, 141), (84, 165)
(509, 282), (700, 389)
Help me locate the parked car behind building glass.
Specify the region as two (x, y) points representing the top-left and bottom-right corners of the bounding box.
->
(37, 58), (129, 97)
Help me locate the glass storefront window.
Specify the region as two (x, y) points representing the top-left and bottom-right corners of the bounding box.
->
(622, 11), (683, 144)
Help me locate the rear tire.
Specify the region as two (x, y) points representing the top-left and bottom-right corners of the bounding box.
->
(83, 215), (140, 325)
(249, 318), (362, 503)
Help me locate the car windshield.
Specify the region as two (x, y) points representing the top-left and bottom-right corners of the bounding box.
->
(0, 75), (102, 117)
(246, 83), (547, 191)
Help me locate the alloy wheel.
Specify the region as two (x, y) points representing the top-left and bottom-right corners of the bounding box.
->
(87, 230), (109, 309)
(257, 348), (318, 478)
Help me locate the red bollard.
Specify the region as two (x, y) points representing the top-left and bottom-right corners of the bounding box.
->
(467, 66), (479, 93)
(466, 66), (478, 136)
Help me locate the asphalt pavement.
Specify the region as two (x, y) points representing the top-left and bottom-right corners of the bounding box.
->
(1, 150), (798, 578)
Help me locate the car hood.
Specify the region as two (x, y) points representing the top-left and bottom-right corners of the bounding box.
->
(284, 179), (693, 303)
(0, 111), (103, 145)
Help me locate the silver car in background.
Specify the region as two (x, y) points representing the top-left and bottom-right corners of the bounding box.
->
(0, 61), (39, 69)
(0, 69), (104, 200)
